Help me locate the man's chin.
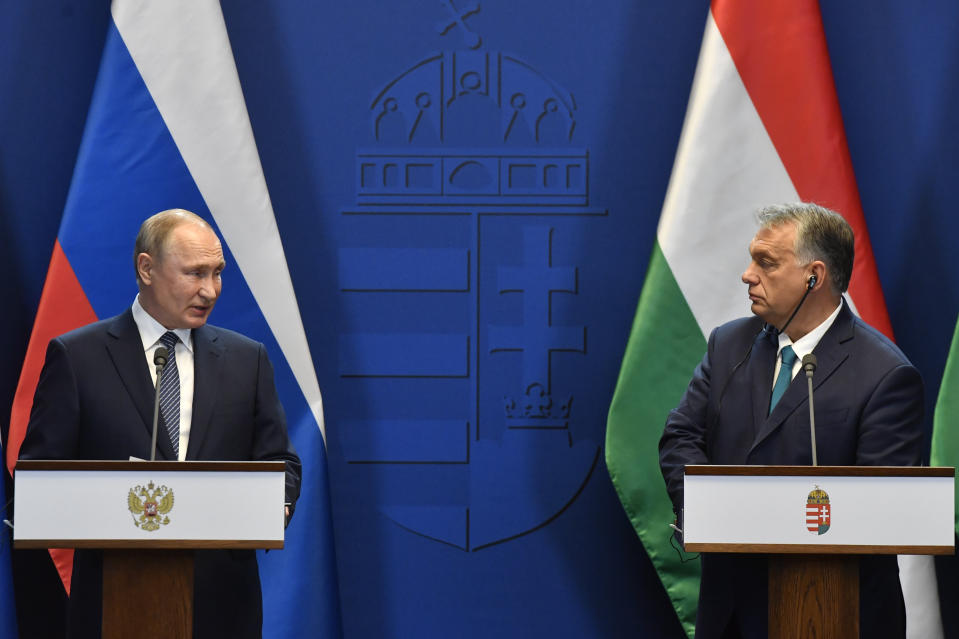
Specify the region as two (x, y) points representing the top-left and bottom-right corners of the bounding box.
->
(750, 305), (776, 326)
(183, 312), (211, 328)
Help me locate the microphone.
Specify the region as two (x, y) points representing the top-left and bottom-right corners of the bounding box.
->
(150, 346), (169, 462)
(802, 353), (818, 466)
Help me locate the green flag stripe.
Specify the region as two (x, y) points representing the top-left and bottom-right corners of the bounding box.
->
(606, 241), (706, 639)
(930, 317), (959, 533)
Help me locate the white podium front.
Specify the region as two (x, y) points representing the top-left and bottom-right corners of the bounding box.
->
(683, 465), (954, 639)
(14, 460), (287, 638)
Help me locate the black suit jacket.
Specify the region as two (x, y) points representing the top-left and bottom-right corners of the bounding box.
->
(659, 302), (923, 639)
(20, 309), (302, 638)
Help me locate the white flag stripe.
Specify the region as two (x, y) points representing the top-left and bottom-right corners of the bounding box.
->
(111, 0), (326, 438)
(658, 13), (799, 339)
(900, 554), (945, 638)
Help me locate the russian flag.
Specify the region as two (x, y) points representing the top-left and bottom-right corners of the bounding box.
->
(6, 1), (342, 636)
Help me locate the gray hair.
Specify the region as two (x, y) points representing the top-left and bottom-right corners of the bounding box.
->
(134, 209), (214, 284)
(756, 202), (854, 294)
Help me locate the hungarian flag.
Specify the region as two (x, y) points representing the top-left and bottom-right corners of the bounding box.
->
(604, 1), (940, 637)
(6, 1), (342, 636)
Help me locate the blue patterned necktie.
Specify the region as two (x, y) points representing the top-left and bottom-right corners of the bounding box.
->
(769, 345), (797, 414)
(157, 331), (180, 458)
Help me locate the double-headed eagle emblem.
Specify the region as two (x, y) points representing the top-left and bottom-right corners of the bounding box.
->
(127, 481), (174, 531)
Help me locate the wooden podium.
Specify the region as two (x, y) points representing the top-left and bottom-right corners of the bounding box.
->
(13, 460), (287, 639)
(683, 465), (955, 639)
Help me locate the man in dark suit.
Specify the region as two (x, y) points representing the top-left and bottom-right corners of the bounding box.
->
(659, 203), (922, 639)
(20, 209), (302, 638)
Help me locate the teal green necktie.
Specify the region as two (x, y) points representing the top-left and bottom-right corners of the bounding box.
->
(769, 345), (797, 414)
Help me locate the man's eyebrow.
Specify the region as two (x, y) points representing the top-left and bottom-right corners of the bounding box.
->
(184, 260), (224, 269)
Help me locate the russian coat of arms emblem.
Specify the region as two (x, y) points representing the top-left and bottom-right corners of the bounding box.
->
(805, 486), (830, 535)
(128, 481), (174, 531)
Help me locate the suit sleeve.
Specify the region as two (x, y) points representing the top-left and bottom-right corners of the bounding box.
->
(252, 344), (303, 517)
(658, 327), (716, 515)
(19, 337), (81, 461)
(856, 362), (924, 466)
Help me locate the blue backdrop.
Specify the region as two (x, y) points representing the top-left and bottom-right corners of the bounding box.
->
(2, 2), (958, 637)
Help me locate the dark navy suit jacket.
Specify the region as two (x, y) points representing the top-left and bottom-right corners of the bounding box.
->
(660, 301), (923, 639)
(20, 309), (301, 638)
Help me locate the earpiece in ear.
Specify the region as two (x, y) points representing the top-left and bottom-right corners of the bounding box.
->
(807, 274), (817, 289)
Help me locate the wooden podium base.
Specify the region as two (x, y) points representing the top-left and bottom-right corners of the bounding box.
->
(102, 549), (194, 639)
(769, 555), (858, 639)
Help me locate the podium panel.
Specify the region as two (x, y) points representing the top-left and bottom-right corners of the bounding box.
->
(14, 460), (286, 549)
(768, 555), (858, 639)
(683, 465), (954, 554)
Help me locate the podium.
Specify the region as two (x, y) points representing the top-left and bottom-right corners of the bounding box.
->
(683, 465), (955, 638)
(13, 460), (287, 639)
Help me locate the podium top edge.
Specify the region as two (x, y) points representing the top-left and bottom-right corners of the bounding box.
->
(15, 460), (286, 472)
(684, 465), (954, 478)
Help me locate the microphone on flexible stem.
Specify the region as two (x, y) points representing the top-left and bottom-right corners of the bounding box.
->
(150, 346), (169, 462)
(802, 353), (818, 466)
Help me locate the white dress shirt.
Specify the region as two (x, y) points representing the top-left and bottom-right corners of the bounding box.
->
(132, 295), (193, 460)
(772, 301), (843, 388)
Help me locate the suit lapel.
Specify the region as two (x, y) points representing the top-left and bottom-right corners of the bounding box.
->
(748, 330), (778, 443)
(749, 303), (854, 455)
(804, 308), (852, 396)
(105, 309), (177, 460)
(187, 325), (223, 460)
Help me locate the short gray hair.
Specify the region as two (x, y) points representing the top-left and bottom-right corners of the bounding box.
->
(756, 202), (854, 293)
(134, 209), (214, 284)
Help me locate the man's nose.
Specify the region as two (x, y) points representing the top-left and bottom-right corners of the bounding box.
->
(742, 264), (758, 284)
(198, 275), (218, 299)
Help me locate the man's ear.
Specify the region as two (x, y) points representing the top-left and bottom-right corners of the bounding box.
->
(808, 261), (827, 291)
(136, 252), (154, 285)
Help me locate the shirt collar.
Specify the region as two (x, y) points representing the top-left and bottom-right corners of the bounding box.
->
(132, 295), (194, 353)
(777, 299), (843, 362)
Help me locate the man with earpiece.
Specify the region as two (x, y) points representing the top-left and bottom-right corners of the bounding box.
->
(659, 202), (922, 639)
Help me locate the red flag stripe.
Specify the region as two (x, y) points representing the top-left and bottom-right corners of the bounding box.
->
(711, 0), (893, 339)
(7, 241), (99, 473)
(8, 240), (99, 595)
